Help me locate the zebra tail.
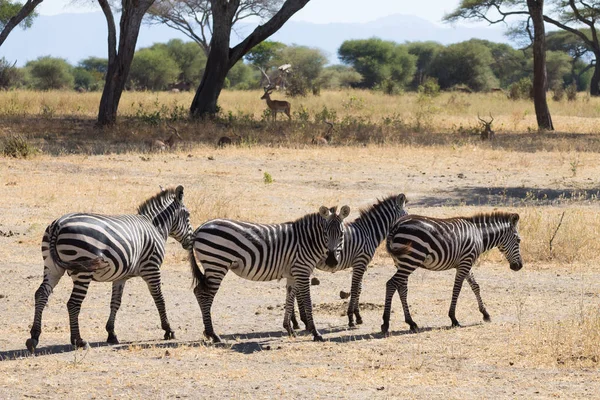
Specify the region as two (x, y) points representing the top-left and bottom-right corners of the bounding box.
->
(386, 239), (413, 258)
(189, 248), (206, 289)
(48, 222), (109, 273)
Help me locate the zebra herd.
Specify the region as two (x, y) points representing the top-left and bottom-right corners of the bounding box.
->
(25, 185), (523, 353)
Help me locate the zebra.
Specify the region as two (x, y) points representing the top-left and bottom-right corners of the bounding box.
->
(290, 194), (408, 329)
(189, 205), (351, 343)
(381, 212), (523, 335)
(25, 185), (193, 353)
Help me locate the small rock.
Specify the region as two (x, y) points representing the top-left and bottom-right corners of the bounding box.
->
(207, 156), (215, 161)
(340, 291), (350, 299)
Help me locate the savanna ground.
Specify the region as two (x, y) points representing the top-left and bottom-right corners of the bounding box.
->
(0, 89), (600, 399)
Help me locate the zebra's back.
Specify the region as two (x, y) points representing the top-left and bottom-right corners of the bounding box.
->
(193, 219), (297, 281)
(387, 215), (483, 272)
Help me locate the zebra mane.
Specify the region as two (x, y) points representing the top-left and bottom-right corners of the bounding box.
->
(467, 212), (515, 224)
(137, 187), (177, 216)
(356, 195), (397, 221)
(290, 207), (337, 224)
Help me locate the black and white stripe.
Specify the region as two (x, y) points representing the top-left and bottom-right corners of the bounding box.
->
(291, 194), (408, 328)
(26, 186), (193, 353)
(189, 205), (350, 342)
(381, 212), (523, 335)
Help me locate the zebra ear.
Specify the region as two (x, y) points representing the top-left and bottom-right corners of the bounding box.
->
(510, 213), (520, 225)
(318, 206), (330, 219)
(339, 205), (351, 219)
(159, 185), (165, 192)
(175, 185), (184, 201)
(396, 194), (407, 208)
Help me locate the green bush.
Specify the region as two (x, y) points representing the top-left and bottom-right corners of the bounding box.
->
(129, 48), (179, 91)
(26, 56), (74, 90)
(566, 83), (577, 101)
(418, 77), (440, 97)
(508, 77), (533, 100)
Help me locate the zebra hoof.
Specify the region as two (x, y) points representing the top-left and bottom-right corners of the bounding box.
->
(26, 338), (38, 353)
(313, 335), (324, 342)
(204, 331), (221, 343)
(356, 317), (363, 325)
(348, 321), (356, 328)
(483, 314), (491, 323)
(292, 322), (300, 331)
(73, 338), (89, 350)
(451, 322), (461, 329)
(164, 331), (176, 340)
(409, 325), (419, 333)
(106, 333), (119, 345)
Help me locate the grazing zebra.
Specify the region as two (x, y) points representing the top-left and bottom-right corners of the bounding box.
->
(381, 212), (523, 335)
(290, 194), (408, 328)
(189, 205), (350, 343)
(26, 186), (193, 353)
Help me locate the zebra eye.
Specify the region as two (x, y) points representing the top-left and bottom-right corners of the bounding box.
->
(516, 237), (521, 243)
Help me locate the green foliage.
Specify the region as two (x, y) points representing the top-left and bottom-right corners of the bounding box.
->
(26, 56), (74, 90)
(227, 61), (253, 89)
(1, 134), (38, 158)
(508, 77), (533, 100)
(317, 65), (363, 89)
(129, 47), (179, 90)
(152, 39), (207, 86)
(544, 51), (572, 91)
(73, 67), (100, 91)
(338, 38), (416, 89)
(407, 41), (444, 88)
(263, 172), (273, 184)
(245, 41), (286, 69)
(418, 77), (440, 97)
(429, 40), (499, 92)
(0, 0), (38, 30)
(285, 72), (310, 97)
(78, 57), (108, 74)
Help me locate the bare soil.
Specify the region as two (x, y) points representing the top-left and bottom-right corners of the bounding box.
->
(0, 144), (599, 399)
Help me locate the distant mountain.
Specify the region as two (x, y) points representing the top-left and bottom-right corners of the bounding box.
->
(0, 12), (508, 66)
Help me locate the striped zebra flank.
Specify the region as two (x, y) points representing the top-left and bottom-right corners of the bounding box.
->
(290, 194), (408, 329)
(26, 186), (194, 353)
(381, 212), (523, 335)
(189, 205), (351, 343)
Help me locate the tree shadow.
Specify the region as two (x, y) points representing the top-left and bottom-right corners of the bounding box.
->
(414, 186), (600, 207)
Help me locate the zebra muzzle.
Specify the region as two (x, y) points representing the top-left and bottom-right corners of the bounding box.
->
(325, 251), (339, 267)
(510, 262), (523, 271)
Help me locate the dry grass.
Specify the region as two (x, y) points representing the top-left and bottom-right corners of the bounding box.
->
(1, 144), (600, 398)
(1, 90), (600, 398)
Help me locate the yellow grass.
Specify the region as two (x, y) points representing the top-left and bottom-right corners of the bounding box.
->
(1, 89), (600, 134)
(1, 91), (600, 398)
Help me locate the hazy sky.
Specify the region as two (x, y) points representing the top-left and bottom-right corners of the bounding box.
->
(38, 0), (466, 26)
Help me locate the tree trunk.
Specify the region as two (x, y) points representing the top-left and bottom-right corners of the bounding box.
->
(190, 0), (310, 118)
(0, 0), (43, 47)
(590, 56), (600, 96)
(97, 1), (154, 126)
(528, 0), (554, 131)
(190, 5), (233, 117)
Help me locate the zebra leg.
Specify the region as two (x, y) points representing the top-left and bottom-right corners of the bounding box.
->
(382, 266), (418, 334)
(448, 268), (469, 328)
(466, 271), (491, 322)
(347, 265), (367, 327)
(289, 285), (307, 331)
(26, 268), (64, 353)
(295, 274), (323, 342)
(193, 268), (225, 343)
(143, 274), (175, 340)
(283, 283), (297, 337)
(105, 279), (126, 345)
(67, 276), (92, 349)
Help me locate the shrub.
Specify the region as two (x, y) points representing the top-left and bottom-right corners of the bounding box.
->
(418, 77), (440, 97)
(508, 77), (533, 100)
(26, 56), (74, 90)
(566, 83), (577, 101)
(552, 85), (565, 102)
(0, 58), (22, 89)
(1, 134), (38, 158)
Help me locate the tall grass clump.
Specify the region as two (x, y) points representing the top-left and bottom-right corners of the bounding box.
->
(1, 134), (39, 158)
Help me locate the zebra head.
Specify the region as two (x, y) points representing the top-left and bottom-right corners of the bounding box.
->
(395, 193), (409, 218)
(498, 213), (523, 271)
(319, 205), (351, 267)
(168, 185), (194, 250)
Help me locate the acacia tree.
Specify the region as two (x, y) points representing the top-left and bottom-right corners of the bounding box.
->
(147, 0), (282, 56)
(96, 0), (156, 126)
(0, 0), (43, 47)
(446, 0), (554, 130)
(185, 0), (310, 117)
